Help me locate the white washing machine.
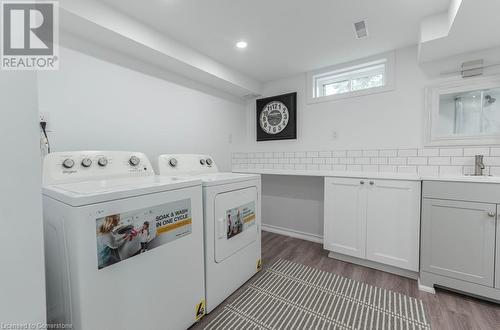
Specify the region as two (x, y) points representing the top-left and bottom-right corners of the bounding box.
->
(157, 154), (261, 313)
(42, 151), (206, 330)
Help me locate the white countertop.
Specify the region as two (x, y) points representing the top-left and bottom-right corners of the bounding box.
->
(234, 168), (500, 183)
(233, 169), (421, 181)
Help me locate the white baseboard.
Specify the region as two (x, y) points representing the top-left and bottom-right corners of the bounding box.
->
(262, 224), (323, 244)
(418, 279), (436, 294)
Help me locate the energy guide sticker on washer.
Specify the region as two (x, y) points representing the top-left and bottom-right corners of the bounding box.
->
(96, 199), (192, 269)
(226, 201), (256, 239)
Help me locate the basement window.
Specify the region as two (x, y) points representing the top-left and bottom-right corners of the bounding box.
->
(307, 51), (395, 103)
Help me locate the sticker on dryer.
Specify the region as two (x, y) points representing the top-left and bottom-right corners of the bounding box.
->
(195, 299), (206, 321)
(95, 198), (192, 269)
(226, 201), (256, 239)
(257, 259), (262, 272)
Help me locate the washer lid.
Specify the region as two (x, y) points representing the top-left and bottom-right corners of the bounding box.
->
(170, 172), (260, 187)
(43, 176), (202, 206)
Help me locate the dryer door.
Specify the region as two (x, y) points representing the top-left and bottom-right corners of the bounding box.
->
(214, 186), (258, 263)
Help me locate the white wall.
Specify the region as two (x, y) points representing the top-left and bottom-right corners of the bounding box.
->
(37, 46), (247, 171)
(242, 46), (430, 237)
(240, 45), (500, 238)
(0, 72), (46, 324)
(244, 46), (429, 151)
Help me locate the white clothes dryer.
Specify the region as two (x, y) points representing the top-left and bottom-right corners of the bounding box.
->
(157, 154), (261, 313)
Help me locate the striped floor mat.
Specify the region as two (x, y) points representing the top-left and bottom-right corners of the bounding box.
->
(204, 259), (431, 330)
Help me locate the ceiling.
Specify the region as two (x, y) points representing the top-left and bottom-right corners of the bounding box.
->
(102, 0), (450, 83)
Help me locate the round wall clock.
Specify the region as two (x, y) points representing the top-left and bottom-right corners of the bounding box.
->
(256, 92), (297, 141)
(259, 101), (289, 135)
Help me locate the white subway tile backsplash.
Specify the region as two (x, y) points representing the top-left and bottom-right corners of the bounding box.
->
(331, 150), (347, 157)
(490, 148), (500, 156)
(439, 148), (463, 156)
(463, 147), (490, 156)
(273, 152), (284, 158)
(347, 150), (363, 157)
(485, 157), (500, 166)
(379, 149), (397, 157)
(418, 166), (439, 176)
(307, 151), (319, 158)
(233, 145), (500, 177)
(339, 157), (355, 165)
(363, 150), (379, 157)
(439, 166), (463, 176)
(319, 151), (332, 157)
(418, 148), (439, 157)
(346, 164), (363, 171)
(388, 157), (406, 165)
(325, 158), (339, 164)
(379, 165), (397, 173)
(332, 164), (347, 171)
(371, 157), (388, 165)
(294, 151), (306, 158)
(307, 164), (319, 171)
(354, 157), (371, 165)
(398, 166), (417, 173)
(489, 166), (500, 176)
(398, 149), (417, 157)
(450, 157), (473, 166)
(428, 157), (450, 165)
(407, 157), (427, 165)
(363, 165), (378, 172)
(319, 164), (332, 171)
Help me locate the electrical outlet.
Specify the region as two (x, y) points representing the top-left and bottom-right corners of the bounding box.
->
(228, 133), (233, 144)
(332, 130), (338, 140)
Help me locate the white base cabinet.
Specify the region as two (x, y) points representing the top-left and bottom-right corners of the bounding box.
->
(324, 177), (421, 272)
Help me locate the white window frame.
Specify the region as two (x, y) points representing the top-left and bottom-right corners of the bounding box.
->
(306, 51), (395, 104)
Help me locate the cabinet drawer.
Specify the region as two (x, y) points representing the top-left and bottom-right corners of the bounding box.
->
(423, 181), (500, 203)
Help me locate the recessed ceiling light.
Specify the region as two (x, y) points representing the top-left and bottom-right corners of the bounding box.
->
(236, 41), (248, 49)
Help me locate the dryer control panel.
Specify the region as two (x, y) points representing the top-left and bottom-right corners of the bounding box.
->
(43, 151), (154, 185)
(158, 154), (219, 176)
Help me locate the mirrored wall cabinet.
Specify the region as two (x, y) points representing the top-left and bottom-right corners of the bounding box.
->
(425, 76), (500, 146)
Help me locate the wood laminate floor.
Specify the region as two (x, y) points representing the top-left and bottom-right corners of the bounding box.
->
(191, 231), (500, 330)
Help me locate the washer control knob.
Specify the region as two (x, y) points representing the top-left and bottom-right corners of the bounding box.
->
(200, 159), (206, 165)
(62, 158), (75, 169)
(169, 158), (178, 167)
(206, 158), (213, 166)
(98, 157), (108, 167)
(81, 158), (92, 168)
(129, 156), (140, 166)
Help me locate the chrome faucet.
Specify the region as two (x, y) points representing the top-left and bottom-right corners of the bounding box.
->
(474, 155), (485, 176)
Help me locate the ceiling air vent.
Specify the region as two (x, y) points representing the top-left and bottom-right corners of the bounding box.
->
(354, 19), (368, 39)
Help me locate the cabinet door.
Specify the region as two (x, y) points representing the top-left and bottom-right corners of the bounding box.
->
(324, 177), (367, 258)
(421, 199), (496, 287)
(496, 205), (500, 289)
(365, 180), (421, 271)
